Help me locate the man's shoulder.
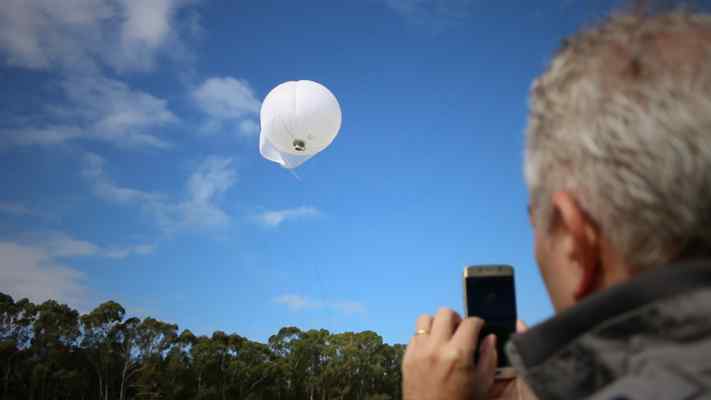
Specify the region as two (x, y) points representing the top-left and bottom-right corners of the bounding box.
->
(512, 284), (711, 400)
(586, 355), (711, 400)
(585, 286), (711, 400)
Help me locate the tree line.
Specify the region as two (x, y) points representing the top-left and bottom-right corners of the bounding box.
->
(0, 292), (404, 400)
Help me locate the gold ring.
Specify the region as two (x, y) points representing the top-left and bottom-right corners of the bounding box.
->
(414, 329), (430, 336)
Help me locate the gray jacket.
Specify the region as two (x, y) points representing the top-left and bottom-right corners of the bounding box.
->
(507, 259), (711, 400)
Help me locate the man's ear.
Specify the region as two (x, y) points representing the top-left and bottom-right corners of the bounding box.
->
(550, 192), (601, 301)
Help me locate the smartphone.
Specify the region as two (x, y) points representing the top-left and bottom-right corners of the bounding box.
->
(463, 265), (517, 379)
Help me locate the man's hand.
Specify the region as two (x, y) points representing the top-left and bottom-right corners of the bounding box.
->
(402, 308), (497, 400)
(487, 320), (538, 400)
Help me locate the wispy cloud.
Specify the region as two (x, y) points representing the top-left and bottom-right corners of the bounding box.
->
(0, 202), (35, 216)
(62, 76), (177, 148)
(238, 119), (259, 137)
(41, 233), (99, 258)
(193, 76), (261, 137)
(4, 76), (177, 149)
(103, 244), (155, 259)
(385, 0), (475, 31)
(82, 153), (164, 205)
(0, 0), (197, 73)
(2, 126), (83, 148)
(256, 207), (320, 228)
(0, 0), (196, 150)
(193, 77), (260, 119)
(82, 153), (236, 232)
(274, 294), (316, 310)
(27, 232), (155, 260)
(274, 294), (366, 315)
(178, 155), (237, 229)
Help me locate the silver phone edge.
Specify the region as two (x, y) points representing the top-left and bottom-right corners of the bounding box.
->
(464, 265), (514, 278)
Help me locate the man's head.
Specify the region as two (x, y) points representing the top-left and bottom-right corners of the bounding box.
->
(525, 8), (711, 312)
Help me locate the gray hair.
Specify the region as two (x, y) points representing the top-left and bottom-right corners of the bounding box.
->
(525, 8), (711, 269)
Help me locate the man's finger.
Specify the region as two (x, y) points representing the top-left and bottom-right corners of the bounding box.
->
(414, 314), (434, 337)
(474, 334), (498, 398)
(449, 316), (484, 355)
(430, 308), (461, 343)
(516, 320), (528, 333)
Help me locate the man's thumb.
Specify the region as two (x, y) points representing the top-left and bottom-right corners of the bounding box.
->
(516, 320), (528, 333)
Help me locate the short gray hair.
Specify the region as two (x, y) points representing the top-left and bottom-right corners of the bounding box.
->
(525, 8), (711, 269)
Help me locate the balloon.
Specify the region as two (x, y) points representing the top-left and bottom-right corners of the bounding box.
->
(259, 80), (342, 169)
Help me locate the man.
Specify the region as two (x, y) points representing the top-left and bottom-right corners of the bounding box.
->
(403, 7), (711, 400)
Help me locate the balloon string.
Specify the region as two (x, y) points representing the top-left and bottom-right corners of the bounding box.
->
(288, 168), (301, 182)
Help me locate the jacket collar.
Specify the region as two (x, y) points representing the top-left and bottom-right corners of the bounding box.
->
(507, 259), (711, 399)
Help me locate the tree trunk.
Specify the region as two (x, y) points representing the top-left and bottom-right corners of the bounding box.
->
(220, 352), (227, 400)
(3, 359), (11, 399)
(41, 369), (47, 400)
(120, 360), (129, 400)
(97, 374), (104, 400)
(242, 372), (269, 400)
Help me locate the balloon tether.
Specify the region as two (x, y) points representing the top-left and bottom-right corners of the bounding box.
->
(288, 168), (302, 182)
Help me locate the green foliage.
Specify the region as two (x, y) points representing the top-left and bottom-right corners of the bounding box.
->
(0, 293), (404, 400)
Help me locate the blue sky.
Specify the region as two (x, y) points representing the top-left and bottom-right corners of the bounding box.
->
(0, 0), (625, 344)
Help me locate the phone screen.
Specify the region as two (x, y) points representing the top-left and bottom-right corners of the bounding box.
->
(465, 274), (516, 367)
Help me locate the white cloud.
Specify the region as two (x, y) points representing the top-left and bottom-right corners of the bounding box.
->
(193, 77), (261, 119)
(0, 242), (88, 307)
(122, 0), (174, 47)
(193, 77), (261, 137)
(274, 294), (366, 315)
(5, 76), (177, 149)
(0, 0), (191, 150)
(82, 153), (236, 232)
(0, 0), (110, 71)
(256, 207), (320, 228)
(119, 0), (175, 67)
(0, 0), (195, 73)
(0, 233), (155, 307)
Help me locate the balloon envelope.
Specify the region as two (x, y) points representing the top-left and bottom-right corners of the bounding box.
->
(259, 80), (342, 169)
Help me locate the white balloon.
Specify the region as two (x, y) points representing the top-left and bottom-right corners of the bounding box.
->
(259, 80), (342, 169)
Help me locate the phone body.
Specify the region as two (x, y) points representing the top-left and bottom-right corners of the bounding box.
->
(463, 265), (517, 379)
